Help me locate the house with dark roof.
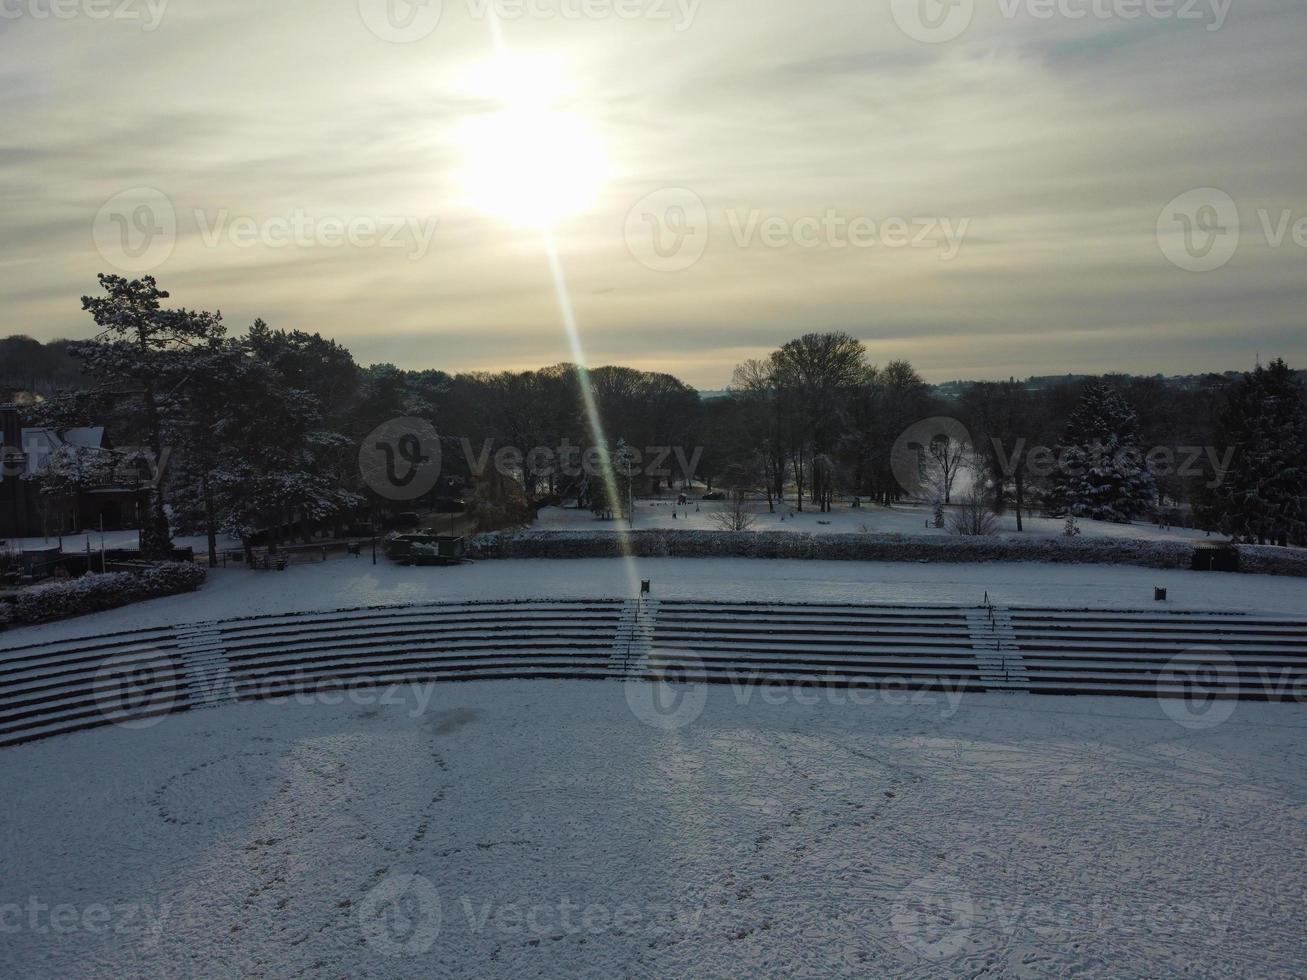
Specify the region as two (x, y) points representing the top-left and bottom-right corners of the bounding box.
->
(0, 405), (145, 540)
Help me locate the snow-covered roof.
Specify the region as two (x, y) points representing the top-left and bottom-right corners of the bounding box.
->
(63, 426), (106, 449)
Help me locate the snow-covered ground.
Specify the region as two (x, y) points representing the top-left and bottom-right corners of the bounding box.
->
(3, 557), (1306, 650)
(532, 501), (1214, 543)
(1, 681), (1304, 978)
(0, 506), (1223, 554)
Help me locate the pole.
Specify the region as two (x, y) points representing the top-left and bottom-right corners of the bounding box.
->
(100, 514), (106, 573)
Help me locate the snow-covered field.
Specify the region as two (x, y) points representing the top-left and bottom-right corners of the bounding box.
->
(1, 680), (1305, 978)
(532, 501), (1211, 543)
(4, 557), (1307, 650)
(1, 504), (1223, 554)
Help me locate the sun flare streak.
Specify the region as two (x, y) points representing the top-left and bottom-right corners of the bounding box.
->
(465, 19), (638, 592)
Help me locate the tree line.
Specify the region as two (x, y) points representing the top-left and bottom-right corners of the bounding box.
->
(13, 275), (1307, 562)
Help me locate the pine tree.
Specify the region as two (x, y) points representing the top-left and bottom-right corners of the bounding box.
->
(204, 324), (361, 559)
(1046, 383), (1156, 522)
(1208, 359), (1307, 546)
(74, 275), (226, 557)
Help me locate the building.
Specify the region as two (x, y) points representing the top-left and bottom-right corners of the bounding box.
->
(0, 405), (145, 540)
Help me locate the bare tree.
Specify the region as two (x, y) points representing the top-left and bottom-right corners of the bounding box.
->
(949, 484), (998, 536)
(924, 434), (969, 505)
(709, 489), (757, 532)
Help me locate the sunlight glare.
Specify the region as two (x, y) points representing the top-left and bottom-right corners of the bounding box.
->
(456, 56), (612, 227)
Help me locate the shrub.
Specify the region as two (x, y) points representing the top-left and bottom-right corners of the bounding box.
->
(948, 489), (997, 536)
(5, 562), (207, 626)
(465, 529), (1307, 578)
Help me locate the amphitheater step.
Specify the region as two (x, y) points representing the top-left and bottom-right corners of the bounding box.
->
(610, 598), (658, 674)
(176, 623), (237, 708)
(967, 607), (1028, 691)
(3, 599), (1305, 749)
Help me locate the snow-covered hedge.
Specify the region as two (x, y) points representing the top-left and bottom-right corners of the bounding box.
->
(5, 562), (207, 626)
(466, 530), (1307, 578)
(1237, 545), (1307, 578)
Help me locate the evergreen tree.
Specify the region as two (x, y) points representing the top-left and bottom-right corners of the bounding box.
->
(165, 336), (248, 566)
(204, 324), (362, 560)
(1047, 383), (1156, 522)
(73, 275), (225, 557)
(1208, 359), (1307, 546)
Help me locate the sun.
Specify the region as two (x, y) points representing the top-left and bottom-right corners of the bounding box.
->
(455, 56), (612, 227)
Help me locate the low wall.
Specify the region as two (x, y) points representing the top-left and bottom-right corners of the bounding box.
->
(466, 530), (1307, 578)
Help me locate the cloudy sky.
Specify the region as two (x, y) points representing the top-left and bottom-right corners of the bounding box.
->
(1, 0), (1303, 387)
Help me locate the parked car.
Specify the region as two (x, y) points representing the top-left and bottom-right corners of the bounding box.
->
(702, 490), (726, 501)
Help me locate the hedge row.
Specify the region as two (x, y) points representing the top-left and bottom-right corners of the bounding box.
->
(2, 562), (208, 626)
(467, 530), (1307, 577)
